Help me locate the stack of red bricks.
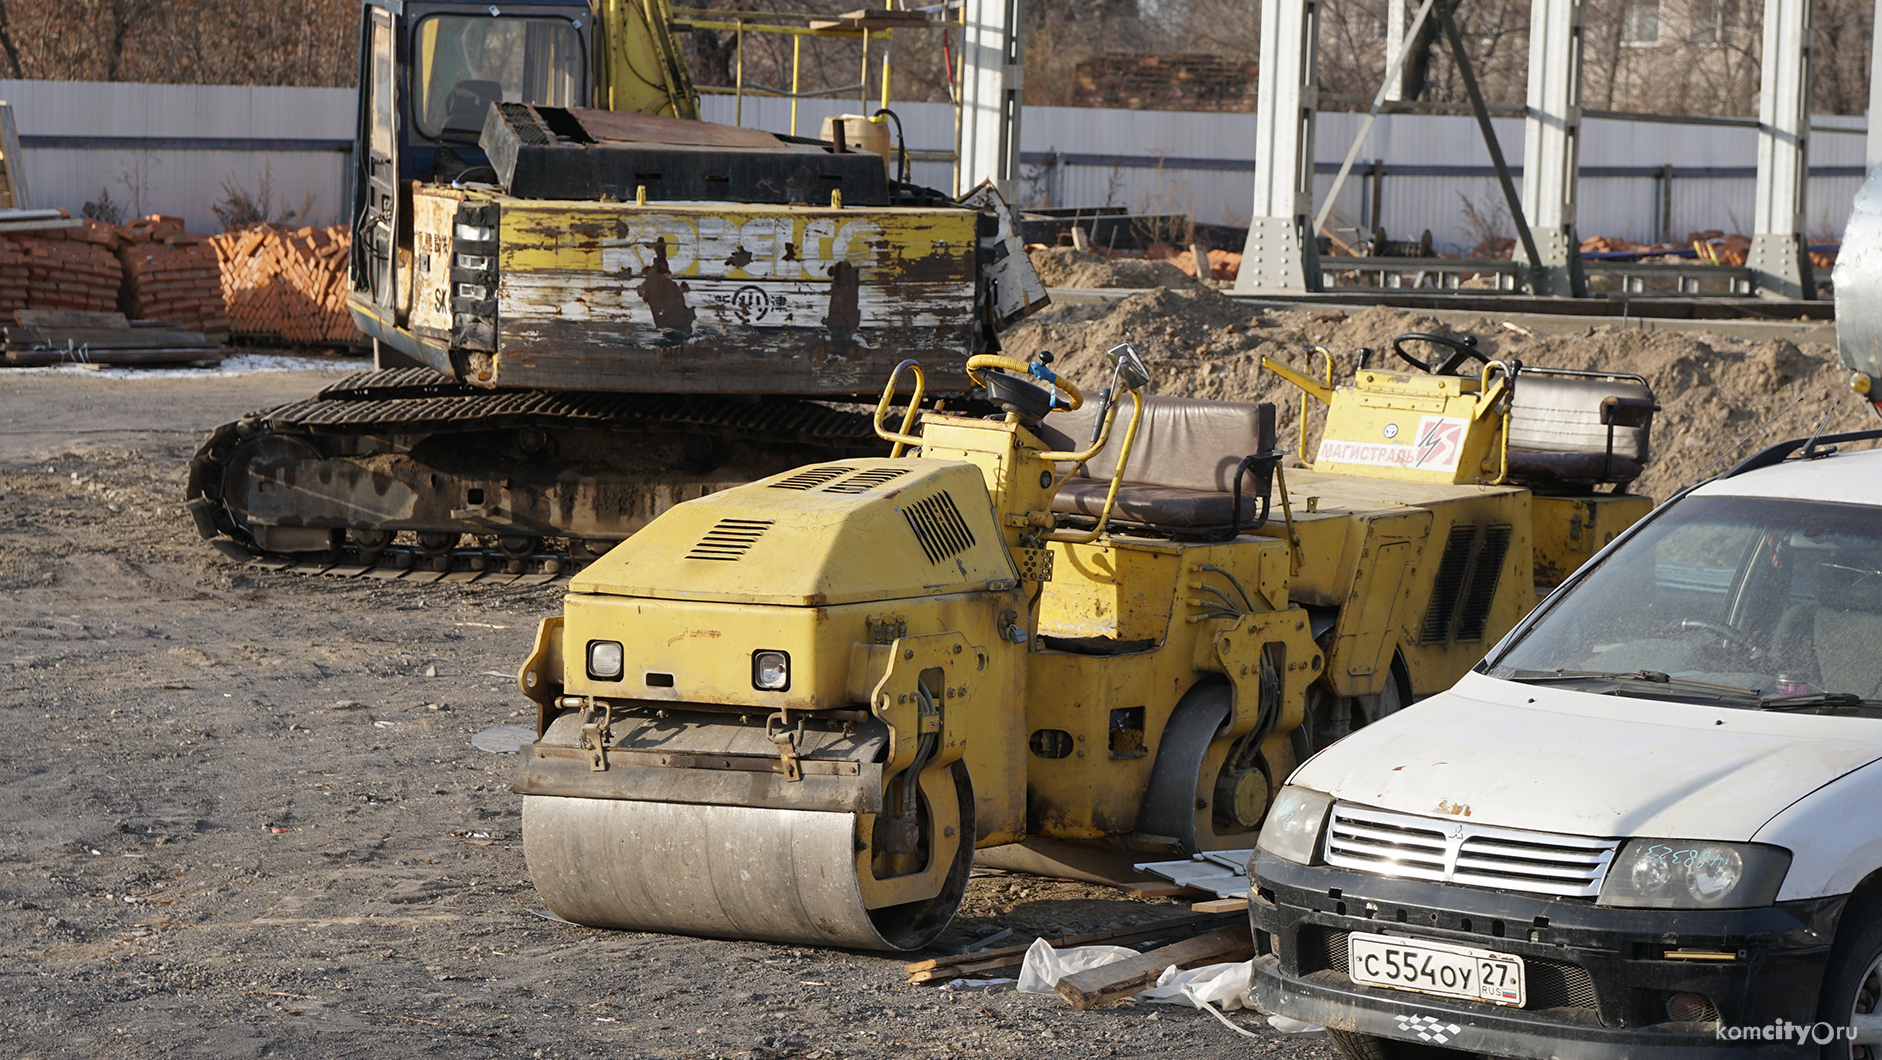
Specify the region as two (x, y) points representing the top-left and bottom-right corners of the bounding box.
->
(114, 215), (231, 339)
(1072, 54), (1259, 112)
(0, 214), (125, 316)
(209, 224), (358, 345)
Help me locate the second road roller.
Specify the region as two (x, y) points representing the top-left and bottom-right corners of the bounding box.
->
(509, 336), (1661, 949)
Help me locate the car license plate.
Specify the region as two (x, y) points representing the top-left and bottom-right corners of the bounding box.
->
(1347, 931), (1525, 1006)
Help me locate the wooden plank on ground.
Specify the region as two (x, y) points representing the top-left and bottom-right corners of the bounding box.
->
(15, 310), (129, 327)
(903, 917), (1235, 982)
(1121, 883), (1212, 899)
(1190, 897), (1249, 914)
(1052, 925), (1255, 1011)
(904, 911), (1235, 975)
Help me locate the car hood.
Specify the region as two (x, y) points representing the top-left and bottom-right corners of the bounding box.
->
(1292, 671), (1882, 841)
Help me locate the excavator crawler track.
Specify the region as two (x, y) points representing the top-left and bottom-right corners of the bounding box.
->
(185, 370), (884, 585)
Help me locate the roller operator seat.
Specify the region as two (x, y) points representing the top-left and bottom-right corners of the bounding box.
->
(1038, 395), (1276, 532)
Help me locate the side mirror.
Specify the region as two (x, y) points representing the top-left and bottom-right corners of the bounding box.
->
(1108, 342), (1151, 391)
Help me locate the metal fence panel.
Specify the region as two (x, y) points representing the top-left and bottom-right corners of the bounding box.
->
(0, 79), (1867, 251)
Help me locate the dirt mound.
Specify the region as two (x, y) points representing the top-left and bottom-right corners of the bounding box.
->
(1002, 293), (1873, 502)
(1028, 246), (1202, 290)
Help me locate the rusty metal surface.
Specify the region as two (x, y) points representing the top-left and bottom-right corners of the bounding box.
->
(272, 369), (882, 442)
(486, 323), (976, 396)
(567, 107), (787, 150)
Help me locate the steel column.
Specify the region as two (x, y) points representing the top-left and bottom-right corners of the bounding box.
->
(1749, 0), (1815, 299)
(1517, 0), (1586, 296)
(1235, 0), (1321, 293)
(1384, 0), (1407, 102)
(1868, 6), (1882, 172)
(956, 0), (1023, 196)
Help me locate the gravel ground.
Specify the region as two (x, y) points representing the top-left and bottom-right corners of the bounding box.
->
(0, 366), (1338, 1060)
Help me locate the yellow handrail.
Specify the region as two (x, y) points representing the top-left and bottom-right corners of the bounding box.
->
(1478, 360), (1513, 485)
(873, 359), (927, 455)
(1044, 389), (1145, 545)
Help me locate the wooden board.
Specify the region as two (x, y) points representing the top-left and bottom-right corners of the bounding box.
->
(6, 348), (226, 366)
(15, 310), (129, 328)
(905, 911), (1238, 980)
(1052, 925), (1255, 1010)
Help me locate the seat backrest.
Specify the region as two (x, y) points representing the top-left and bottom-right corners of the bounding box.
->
(1508, 369), (1654, 462)
(1813, 558), (1882, 697)
(1042, 395), (1274, 492)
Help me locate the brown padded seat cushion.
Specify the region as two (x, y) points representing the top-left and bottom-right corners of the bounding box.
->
(1039, 395), (1271, 527)
(1054, 478), (1250, 526)
(1506, 450), (1644, 483)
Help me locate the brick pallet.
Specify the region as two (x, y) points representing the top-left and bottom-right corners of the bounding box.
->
(114, 215), (230, 340)
(0, 218), (123, 317)
(210, 224), (360, 345)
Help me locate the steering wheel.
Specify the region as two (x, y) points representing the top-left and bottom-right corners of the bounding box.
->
(965, 355), (1084, 411)
(1392, 332), (1489, 376)
(1678, 619), (1758, 655)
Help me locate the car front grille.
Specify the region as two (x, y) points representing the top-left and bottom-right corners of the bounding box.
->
(1324, 803), (1617, 898)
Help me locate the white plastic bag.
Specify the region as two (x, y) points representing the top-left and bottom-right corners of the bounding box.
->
(1137, 960), (1252, 1010)
(1014, 937), (1136, 994)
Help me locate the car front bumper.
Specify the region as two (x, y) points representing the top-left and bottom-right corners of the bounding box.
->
(1249, 854), (1844, 1059)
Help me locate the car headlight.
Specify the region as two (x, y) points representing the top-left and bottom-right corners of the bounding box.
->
(1256, 785), (1333, 865)
(586, 640), (623, 681)
(752, 650), (790, 691)
(1598, 839), (1790, 909)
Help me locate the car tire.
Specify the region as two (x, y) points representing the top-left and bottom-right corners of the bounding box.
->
(1327, 1028), (1459, 1060)
(1818, 895), (1882, 1059)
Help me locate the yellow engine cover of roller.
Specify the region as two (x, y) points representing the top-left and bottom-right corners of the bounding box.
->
(569, 458), (1019, 606)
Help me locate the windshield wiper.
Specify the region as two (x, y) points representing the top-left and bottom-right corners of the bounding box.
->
(1759, 691), (1881, 712)
(1505, 669), (1762, 698)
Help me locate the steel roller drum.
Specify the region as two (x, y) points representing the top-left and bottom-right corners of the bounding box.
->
(1835, 166), (1882, 381)
(522, 764), (974, 951)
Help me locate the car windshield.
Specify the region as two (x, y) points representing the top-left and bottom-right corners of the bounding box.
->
(1488, 495), (1882, 710)
(414, 15), (583, 143)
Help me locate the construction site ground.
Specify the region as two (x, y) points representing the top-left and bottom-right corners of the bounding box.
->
(0, 364), (1333, 1060)
(2, 286), (1873, 1058)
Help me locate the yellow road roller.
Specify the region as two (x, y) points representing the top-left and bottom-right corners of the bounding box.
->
(510, 336), (1659, 950)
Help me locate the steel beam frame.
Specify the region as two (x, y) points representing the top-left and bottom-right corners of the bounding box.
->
(956, 0), (1023, 196)
(1234, 0), (1322, 294)
(1749, 0), (1815, 299)
(1518, 0), (1586, 297)
(1240, 0), (1820, 302)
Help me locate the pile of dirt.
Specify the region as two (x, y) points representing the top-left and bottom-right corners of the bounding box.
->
(1028, 246), (1202, 290)
(1002, 291), (1875, 502)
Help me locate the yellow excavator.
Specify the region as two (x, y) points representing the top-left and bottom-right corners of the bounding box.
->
(186, 0), (1043, 580)
(508, 333), (1661, 950)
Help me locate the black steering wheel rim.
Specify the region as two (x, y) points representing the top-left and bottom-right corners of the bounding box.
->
(1392, 332), (1488, 376)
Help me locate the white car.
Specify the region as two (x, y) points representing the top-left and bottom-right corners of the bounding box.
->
(1250, 428), (1882, 1059)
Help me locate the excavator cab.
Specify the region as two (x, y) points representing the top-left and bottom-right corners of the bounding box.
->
(351, 0), (695, 368)
(354, 1), (597, 363)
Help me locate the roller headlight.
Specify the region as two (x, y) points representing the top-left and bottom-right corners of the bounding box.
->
(752, 650), (790, 691)
(586, 640), (624, 681)
(1256, 786), (1333, 866)
(1598, 839), (1789, 909)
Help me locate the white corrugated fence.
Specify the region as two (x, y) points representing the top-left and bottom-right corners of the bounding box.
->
(1, 78), (1867, 253)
